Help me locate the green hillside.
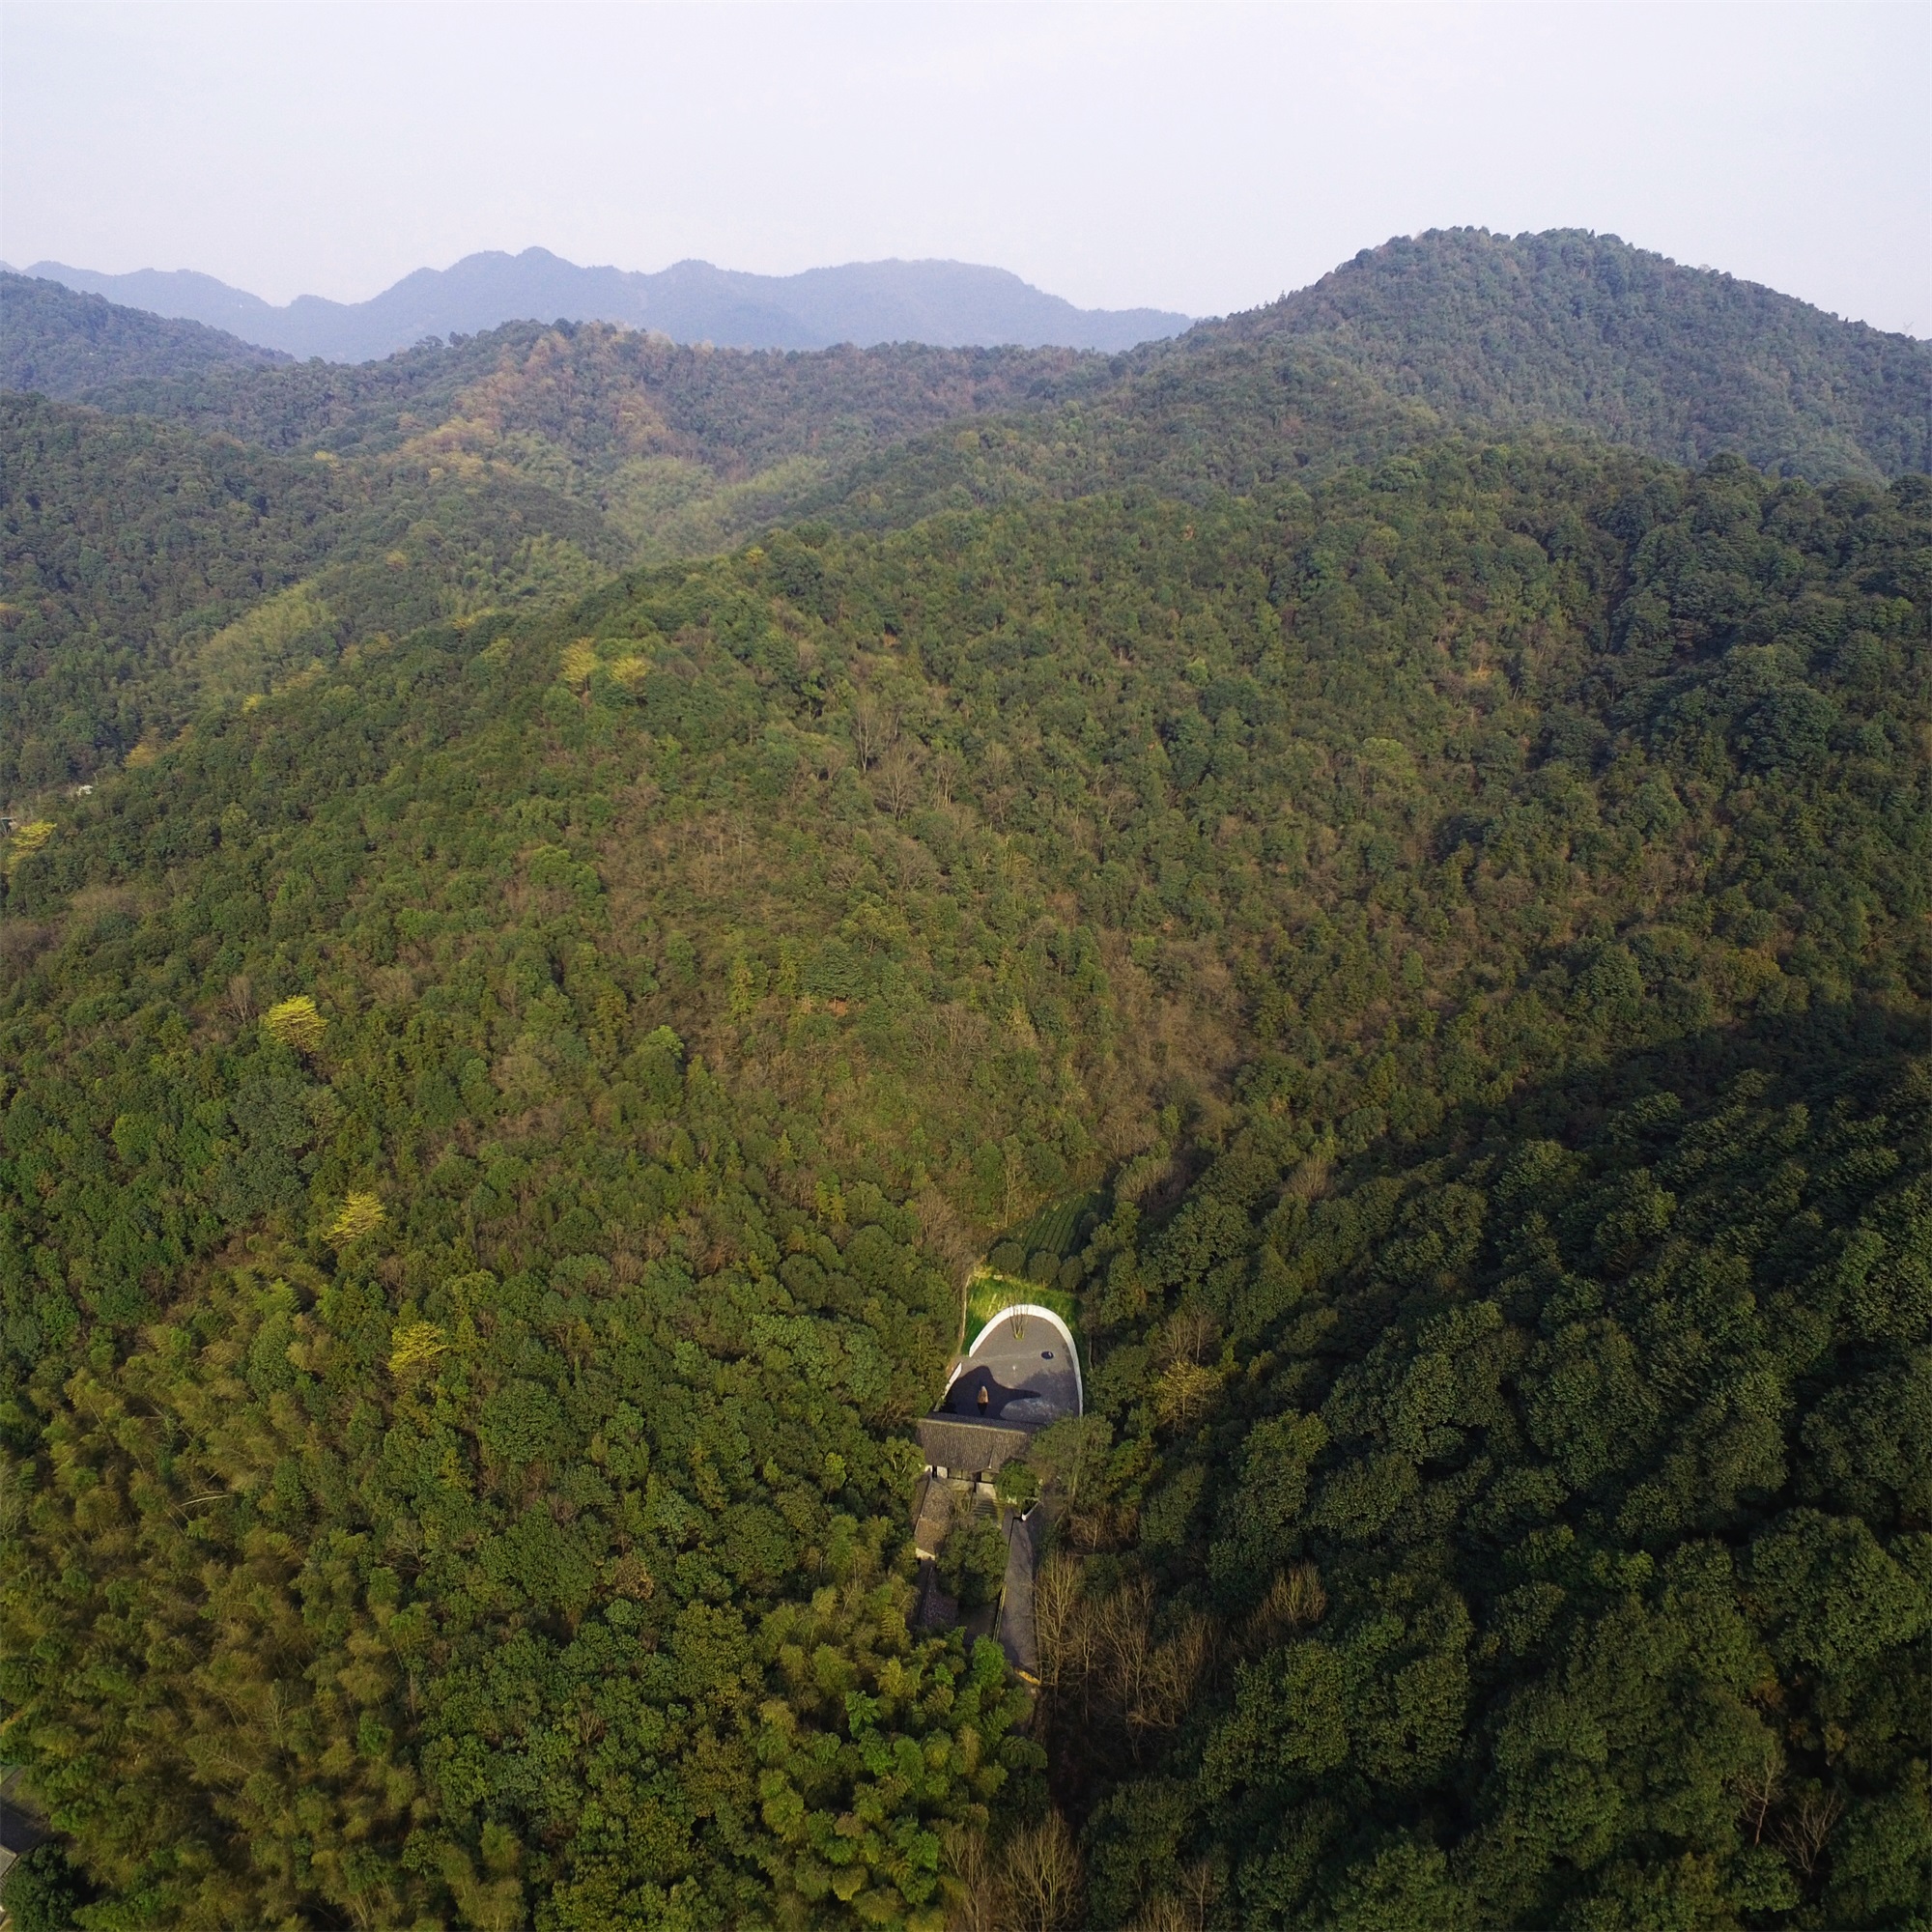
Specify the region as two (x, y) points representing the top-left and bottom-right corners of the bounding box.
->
(6, 236), (1926, 800)
(0, 320), (1094, 793)
(61, 319), (1091, 465)
(1205, 228), (1932, 482)
(0, 237), (1928, 1932)
(3, 422), (1927, 1927)
(0, 392), (626, 794)
(0, 271), (290, 398)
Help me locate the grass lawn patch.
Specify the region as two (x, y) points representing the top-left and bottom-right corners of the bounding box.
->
(964, 1268), (1081, 1352)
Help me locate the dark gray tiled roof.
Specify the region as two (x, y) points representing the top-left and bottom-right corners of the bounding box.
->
(916, 1414), (1033, 1474)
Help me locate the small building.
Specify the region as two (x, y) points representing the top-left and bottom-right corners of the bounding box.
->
(915, 1301), (1081, 1480)
(912, 1303), (1081, 1682)
(914, 1413), (1036, 1485)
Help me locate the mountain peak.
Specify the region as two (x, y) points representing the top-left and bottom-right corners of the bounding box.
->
(21, 251), (1193, 362)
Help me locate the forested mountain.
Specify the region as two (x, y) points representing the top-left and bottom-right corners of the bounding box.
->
(0, 327), (1094, 791)
(0, 273), (289, 397)
(19, 250), (1193, 360)
(20, 231), (1922, 482)
(54, 321), (1093, 468)
(1208, 228), (1930, 483)
(1, 231), (1928, 1932)
(13, 226), (1925, 801)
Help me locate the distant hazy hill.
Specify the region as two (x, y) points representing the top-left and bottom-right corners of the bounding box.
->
(17, 248), (1192, 361)
(0, 271), (289, 396)
(1209, 227), (1930, 480)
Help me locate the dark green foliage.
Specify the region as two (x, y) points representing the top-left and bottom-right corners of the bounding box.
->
(938, 1502), (1010, 1610)
(811, 229), (1930, 547)
(808, 336), (1438, 539)
(9, 232), (1924, 799)
(0, 270), (288, 398)
(0, 1844), (92, 1932)
(1063, 1039), (1932, 1928)
(61, 319), (563, 454)
(0, 393), (624, 792)
(995, 1463), (1040, 1513)
(1205, 227), (1932, 481)
(0, 395), (347, 788)
(0, 322), (1091, 790)
(68, 317), (1090, 468)
(0, 244), (1925, 1929)
(1002, 453), (1932, 1921)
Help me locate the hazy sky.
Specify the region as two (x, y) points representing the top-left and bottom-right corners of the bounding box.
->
(3, 1), (1927, 335)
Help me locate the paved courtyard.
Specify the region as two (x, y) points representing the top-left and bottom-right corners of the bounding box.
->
(940, 1305), (1080, 1428)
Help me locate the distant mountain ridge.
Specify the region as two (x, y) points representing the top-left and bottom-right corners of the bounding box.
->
(14, 247), (1192, 361)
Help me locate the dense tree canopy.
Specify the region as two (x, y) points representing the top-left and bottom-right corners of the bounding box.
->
(0, 241), (1927, 1931)
(0, 322), (1094, 790)
(0, 273), (289, 401)
(7, 232), (1925, 795)
(1200, 227), (1932, 482)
